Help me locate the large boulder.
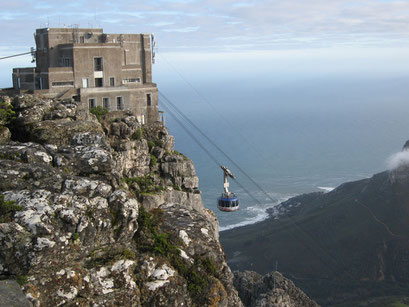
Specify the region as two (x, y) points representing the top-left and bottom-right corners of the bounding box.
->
(234, 271), (319, 307)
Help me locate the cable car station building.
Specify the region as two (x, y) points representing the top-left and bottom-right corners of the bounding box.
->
(12, 27), (159, 124)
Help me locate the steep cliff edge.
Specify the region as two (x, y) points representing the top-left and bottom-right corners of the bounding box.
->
(0, 95), (241, 306)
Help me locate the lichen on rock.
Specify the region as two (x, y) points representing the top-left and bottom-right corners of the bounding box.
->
(0, 95), (243, 306)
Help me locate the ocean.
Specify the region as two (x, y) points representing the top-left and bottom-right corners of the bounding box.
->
(155, 69), (409, 230)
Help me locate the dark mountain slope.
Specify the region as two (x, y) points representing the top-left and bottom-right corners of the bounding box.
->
(221, 154), (409, 306)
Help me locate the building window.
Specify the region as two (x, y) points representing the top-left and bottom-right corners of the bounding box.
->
(103, 97), (110, 109)
(116, 97), (124, 110)
(122, 78), (140, 84)
(80, 36), (84, 43)
(147, 94), (152, 106)
(52, 81), (74, 87)
(110, 77), (115, 87)
(82, 78), (89, 88)
(89, 98), (96, 109)
(94, 57), (103, 71)
(95, 78), (103, 87)
(59, 57), (72, 67)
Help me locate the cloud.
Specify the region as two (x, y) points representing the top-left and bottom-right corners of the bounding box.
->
(163, 26), (200, 33)
(2, 0), (409, 54)
(387, 149), (409, 170)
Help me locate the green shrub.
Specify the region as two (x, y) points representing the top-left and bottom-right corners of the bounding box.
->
(122, 248), (136, 259)
(123, 175), (165, 196)
(149, 154), (157, 167)
(90, 106), (109, 121)
(137, 206), (162, 233)
(147, 140), (155, 149)
(0, 101), (16, 126)
(155, 139), (163, 147)
(131, 128), (144, 140)
(16, 275), (28, 286)
(86, 247), (136, 269)
(173, 150), (188, 161)
(200, 257), (217, 277)
(0, 194), (22, 223)
(187, 270), (208, 295)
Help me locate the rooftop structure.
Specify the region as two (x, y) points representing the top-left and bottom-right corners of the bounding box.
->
(12, 27), (158, 124)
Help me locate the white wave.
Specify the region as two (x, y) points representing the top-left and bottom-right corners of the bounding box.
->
(219, 207), (269, 231)
(219, 196), (290, 232)
(317, 186), (335, 193)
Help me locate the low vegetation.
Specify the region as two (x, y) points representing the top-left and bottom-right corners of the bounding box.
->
(0, 100), (16, 126)
(0, 194), (23, 223)
(173, 150), (189, 161)
(86, 246), (136, 269)
(123, 175), (165, 196)
(131, 128), (144, 140)
(16, 275), (28, 286)
(149, 154), (157, 167)
(89, 106), (109, 121)
(135, 207), (219, 305)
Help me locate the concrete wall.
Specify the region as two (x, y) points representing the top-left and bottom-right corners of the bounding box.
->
(71, 44), (123, 88)
(79, 85), (158, 123)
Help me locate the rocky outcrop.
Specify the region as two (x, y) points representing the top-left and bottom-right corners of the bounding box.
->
(0, 95), (240, 306)
(234, 271), (319, 307)
(0, 280), (31, 307)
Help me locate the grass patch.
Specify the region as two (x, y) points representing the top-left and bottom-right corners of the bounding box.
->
(71, 233), (80, 241)
(131, 128), (144, 140)
(90, 106), (109, 121)
(86, 247), (136, 269)
(0, 100), (16, 126)
(173, 150), (189, 161)
(0, 152), (20, 160)
(0, 194), (23, 223)
(155, 139), (163, 147)
(16, 275), (28, 286)
(147, 140), (155, 150)
(149, 154), (157, 167)
(123, 175), (165, 196)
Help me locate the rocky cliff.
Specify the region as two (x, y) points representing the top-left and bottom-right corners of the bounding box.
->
(0, 95), (242, 306)
(0, 94), (317, 307)
(234, 271), (318, 307)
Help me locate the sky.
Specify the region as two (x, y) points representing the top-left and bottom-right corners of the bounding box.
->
(1, 0), (409, 87)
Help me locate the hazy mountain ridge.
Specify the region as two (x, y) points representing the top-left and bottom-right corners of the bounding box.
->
(221, 143), (409, 306)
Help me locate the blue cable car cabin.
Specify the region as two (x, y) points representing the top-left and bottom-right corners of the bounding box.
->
(218, 193), (239, 212)
(217, 165), (240, 212)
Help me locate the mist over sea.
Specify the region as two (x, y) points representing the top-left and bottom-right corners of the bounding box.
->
(155, 68), (409, 230)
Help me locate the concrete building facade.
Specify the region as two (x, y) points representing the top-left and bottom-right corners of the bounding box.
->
(12, 27), (158, 123)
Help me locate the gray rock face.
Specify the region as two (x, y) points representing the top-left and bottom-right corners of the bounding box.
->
(234, 271), (319, 307)
(0, 95), (241, 306)
(0, 126), (10, 144)
(0, 280), (32, 307)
